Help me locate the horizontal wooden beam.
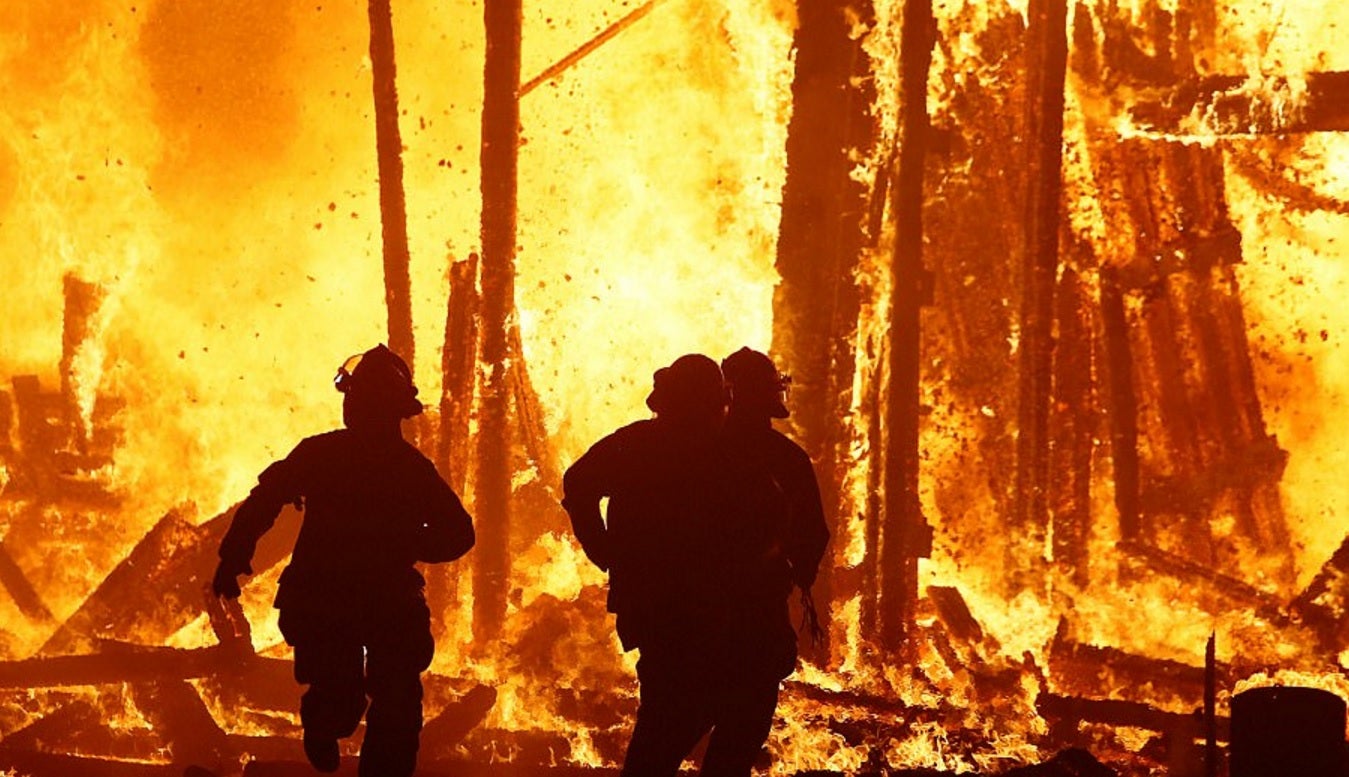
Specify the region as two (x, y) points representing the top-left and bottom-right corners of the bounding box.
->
(1130, 71), (1349, 136)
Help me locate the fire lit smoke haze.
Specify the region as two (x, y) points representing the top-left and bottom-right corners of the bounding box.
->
(0, 2), (780, 599)
(5, 0), (1349, 773)
(516, 0), (789, 458)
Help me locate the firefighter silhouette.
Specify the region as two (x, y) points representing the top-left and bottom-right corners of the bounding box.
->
(563, 352), (825, 777)
(720, 346), (829, 637)
(212, 344), (475, 777)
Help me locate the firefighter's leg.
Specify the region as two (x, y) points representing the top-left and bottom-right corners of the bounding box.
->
(359, 599), (435, 777)
(282, 610), (367, 772)
(699, 675), (779, 777)
(621, 653), (715, 777)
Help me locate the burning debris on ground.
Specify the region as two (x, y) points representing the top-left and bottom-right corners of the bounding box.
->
(6, 0), (1349, 776)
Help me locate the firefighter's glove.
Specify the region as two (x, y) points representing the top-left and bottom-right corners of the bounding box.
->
(211, 561), (246, 599)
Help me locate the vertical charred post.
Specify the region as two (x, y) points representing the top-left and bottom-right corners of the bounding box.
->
(1010, 0), (1069, 592)
(59, 274), (105, 450)
(429, 255), (480, 642)
(475, 0), (522, 642)
(881, 0), (936, 651)
(440, 255), (481, 495)
(1205, 632), (1218, 777)
(367, 0), (414, 367)
(772, 0), (876, 656)
(1076, 1), (1292, 587)
(1099, 265), (1140, 540)
(1049, 263), (1094, 586)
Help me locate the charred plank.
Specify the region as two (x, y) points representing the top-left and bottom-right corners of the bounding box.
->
(1130, 71), (1349, 136)
(42, 505), (299, 655)
(439, 254), (480, 495)
(0, 643), (246, 689)
(128, 679), (231, 768)
(0, 749), (182, 777)
(367, 0), (413, 366)
(473, 0), (523, 644)
(772, 0), (878, 652)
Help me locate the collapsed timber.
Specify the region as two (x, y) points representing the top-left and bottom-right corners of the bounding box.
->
(6, 499), (1349, 777)
(6, 279), (1349, 776)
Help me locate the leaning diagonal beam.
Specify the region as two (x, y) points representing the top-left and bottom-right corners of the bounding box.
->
(519, 0), (663, 97)
(0, 540), (54, 625)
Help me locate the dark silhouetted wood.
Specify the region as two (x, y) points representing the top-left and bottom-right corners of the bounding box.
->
(41, 505), (299, 656)
(926, 586), (985, 645)
(59, 274), (105, 451)
(881, 0), (936, 651)
(1047, 619), (1239, 714)
(0, 643), (244, 688)
(508, 325), (559, 496)
(128, 679), (231, 767)
(1049, 264), (1094, 586)
(1038, 692), (1229, 744)
(439, 254), (480, 494)
(474, 0), (522, 643)
(771, 0), (879, 655)
(1099, 265), (1140, 540)
(1289, 535), (1349, 656)
(1205, 633), (1218, 777)
(1010, 0), (1069, 592)
(419, 685), (498, 759)
(1131, 71), (1349, 135)
(0, 540), (54, 626)
(519, 1), (661, 96)
(368, 0), (414, 367)
(0, 748), (183, 777)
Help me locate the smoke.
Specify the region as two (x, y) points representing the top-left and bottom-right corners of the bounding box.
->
(139, 0), (303, 191)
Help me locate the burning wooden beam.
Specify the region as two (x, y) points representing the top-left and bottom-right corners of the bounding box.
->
(1129, 71), (1349, 136)
(926, 585), (989, 647)
(1099, 265), (1141, 541)
(367, 0), (414, 366)
(881, 0), (937, 651)
(0, 643), (245, 688)
(1289, 535), (1349, 655)
(518, 0), (663, 97)
(8, 374), (117, 504)
(1046, 619), (1238, 712)
(58, 274), (105, 451)
(1011, 0), (1070, 592)
(0, 540), (55, 626)
(41, 505), (299, 656)
(508, 324), (560, 495)
(1048, 0), (1300, 600)
(1037, 692), (1229, 750)
(128, 679), (231, 768)
(0, 748), (184, 777)
(1049, 263), (1096, 586)
(439, 254), (481, 495)
(1117, 540), (1283, 612)
(772, 0), (879, 655)
(418, 684), (498, 761)
(474, 0), (523, 644)
(240, 760), (623, 776)
(197, 653), (303, 715)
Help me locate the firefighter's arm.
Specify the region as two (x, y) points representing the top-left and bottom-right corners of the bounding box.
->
(417, 470), (476, 563)
(560, 441), (615, 572)
(785, 448), (830, 590)
(213, 455), (303, 598)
